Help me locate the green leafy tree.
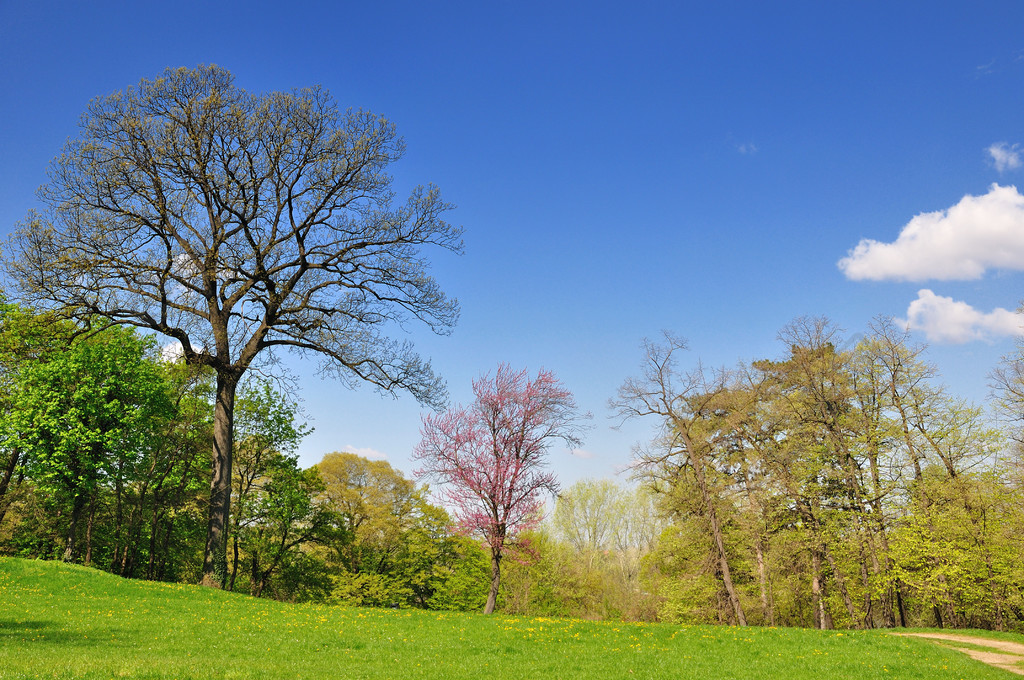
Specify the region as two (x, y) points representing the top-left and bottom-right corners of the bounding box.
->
(228, 381), (312, 591)
(0, 303), (76, 531)
(4, 326), (174, 562)
(315, 451), (487, 609)
(237, 458), (331, 598)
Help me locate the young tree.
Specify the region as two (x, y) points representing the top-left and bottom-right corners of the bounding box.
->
(4, 65), (462, 587)
(413, 365), (587, 614)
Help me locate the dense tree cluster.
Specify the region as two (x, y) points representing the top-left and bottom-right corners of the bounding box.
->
(611, 319), (1024, 631)
(0, 307), (487, 607)
(4, 65), (461, 587)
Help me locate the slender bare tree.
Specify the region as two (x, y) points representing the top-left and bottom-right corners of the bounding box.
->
(612, 333), (747, 626)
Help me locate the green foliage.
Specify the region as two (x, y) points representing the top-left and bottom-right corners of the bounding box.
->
(0, 311), (213, 581)
(1, 324), (175, 561)
(499, 528), (608, 618)
(424, 535), (490, 611)
(227, 382), (326, 599)
(313, 451), (489, 611)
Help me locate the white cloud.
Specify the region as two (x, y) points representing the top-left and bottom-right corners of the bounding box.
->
(569, 448), (596, 460)
(340, 445), (388, 461)
(160, 341), (183, 363)
(897, 289), (1024, 343)
(737, 143), (758, 155)
(838, 184), (1024, 281)
(988, 142), (1022, 172)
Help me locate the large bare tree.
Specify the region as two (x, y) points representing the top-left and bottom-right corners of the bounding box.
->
(4, 65), (462, 587)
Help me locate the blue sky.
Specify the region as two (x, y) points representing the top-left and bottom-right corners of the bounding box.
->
(2, 1), (1023, 484)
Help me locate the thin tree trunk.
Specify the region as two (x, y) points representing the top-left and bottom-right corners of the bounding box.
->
(485, 548), (502, 614)
(754, 536), (773, 625)
(811, 549), (833, 630)
(251, 552), (260, 596)
(742, 475), (774, 625)
(229, 534), (240, 592)
(895, 585), (907, 627)
(687, 440), (746, 626)
(84, 494), (98, 565)
(147, 503), (160, 580)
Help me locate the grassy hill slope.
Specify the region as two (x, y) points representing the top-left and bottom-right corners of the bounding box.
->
(0, 557), (1016, 679)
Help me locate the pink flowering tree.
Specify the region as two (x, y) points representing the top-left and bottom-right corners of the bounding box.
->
(413, 365), (587, 613)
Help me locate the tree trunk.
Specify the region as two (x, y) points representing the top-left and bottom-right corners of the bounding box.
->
(201, 371), (239, 588)
(229, 534), (240, 592)
(63, 493), (88, 562)
(485, 547), (502, 614)
(687, 438), (746, 626)
(147, 502), (160, 580)
(742, 476), (773, 625)
(84, 494), (98, 565)
(811, 549), (832, 630)
(707, 502), (746, 626)
(0, 447), (21, 528)
(754, 535), (773, 625)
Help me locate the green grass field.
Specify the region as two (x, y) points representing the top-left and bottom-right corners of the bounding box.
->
(0, 557), (1018, 679)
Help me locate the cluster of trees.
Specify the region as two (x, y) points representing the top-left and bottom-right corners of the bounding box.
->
(609, 320), (1024, 631)
(0, 308), (488, 606)
(2, 306), (1022, 635)
(0, 306), (210, 580)
(2, 64), (461, 588)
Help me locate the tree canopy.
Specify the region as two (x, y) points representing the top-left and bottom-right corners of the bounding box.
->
(3, 65), (462, 586)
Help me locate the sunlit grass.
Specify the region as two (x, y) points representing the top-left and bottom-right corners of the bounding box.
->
(0, 557), (1015, 679)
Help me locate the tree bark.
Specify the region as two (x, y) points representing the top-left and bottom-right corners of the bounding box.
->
(229, 534), (240, 592)
(485, 548), (502, 614)
(0, 447), (21, 528)
(810, 549), (833, 629)
(201, 371), (239, 588)
(84, 494), (98, 565)
(63, 492), (88, 562)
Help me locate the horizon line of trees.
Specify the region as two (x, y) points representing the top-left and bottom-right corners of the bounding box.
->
(1, 303), (1021, 633)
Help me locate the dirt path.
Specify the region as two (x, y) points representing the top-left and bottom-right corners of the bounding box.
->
(894, 633), (1024, 676)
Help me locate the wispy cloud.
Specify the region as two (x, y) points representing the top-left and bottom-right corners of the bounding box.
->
(897, 289), (1024, 343)
(974, 51), (1024, 78)
(988, 142), (1022, 172)
(736, 142), (758, 155)
(838, 184), (1024, 281)
(975, 59), (997, 77)
(341, 445), (388, 460)
(570, 448), (596, 460)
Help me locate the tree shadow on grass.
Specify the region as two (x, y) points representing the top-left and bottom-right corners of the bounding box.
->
(0, 618), (128, 646)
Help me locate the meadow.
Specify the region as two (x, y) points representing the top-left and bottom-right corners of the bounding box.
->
(0, 558), (1017, 680)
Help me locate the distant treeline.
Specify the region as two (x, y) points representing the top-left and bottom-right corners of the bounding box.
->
(1, 305), (1022, 631)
